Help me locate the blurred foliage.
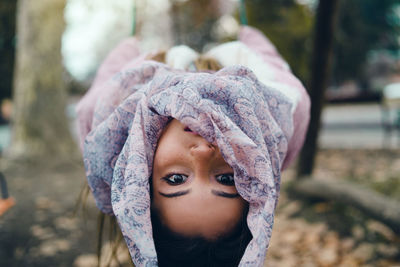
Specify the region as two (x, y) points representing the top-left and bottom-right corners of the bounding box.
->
(245, 0), (314, 84)
(333, 0), (400, 87)
(245, 0), (400, 89)
(371, 177), (400, 201)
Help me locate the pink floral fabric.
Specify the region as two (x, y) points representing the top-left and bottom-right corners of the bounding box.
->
(78, 26), (310, 267)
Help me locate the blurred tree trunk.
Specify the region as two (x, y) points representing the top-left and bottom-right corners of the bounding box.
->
(289, 178), (400, 235)
(297, 0), (340, 177)
(10, 0), (76, 159)
(0, 0), (17, 103)
(170, 0), (220, 51)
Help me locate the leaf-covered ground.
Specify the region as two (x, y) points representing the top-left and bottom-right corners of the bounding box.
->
(269, 149), (400, 267)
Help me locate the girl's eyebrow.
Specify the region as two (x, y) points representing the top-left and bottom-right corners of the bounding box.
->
(211, 190), (240, 199)
(158, 189), (239, 199)
(158, 189), (191, 198)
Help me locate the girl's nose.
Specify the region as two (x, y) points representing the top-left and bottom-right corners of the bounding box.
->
(190, 142), (216, 160)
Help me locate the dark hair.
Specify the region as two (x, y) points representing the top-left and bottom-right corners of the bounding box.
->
(151, 205), (252, 267)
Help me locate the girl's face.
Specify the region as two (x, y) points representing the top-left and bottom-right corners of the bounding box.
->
(152, 119), (247, 240)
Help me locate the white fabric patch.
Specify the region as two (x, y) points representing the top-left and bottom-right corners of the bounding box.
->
(166, 45), (199, 70)
(206, 42), (300, 113)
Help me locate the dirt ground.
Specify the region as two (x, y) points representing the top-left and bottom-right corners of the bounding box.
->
(0, 149), (399, 267)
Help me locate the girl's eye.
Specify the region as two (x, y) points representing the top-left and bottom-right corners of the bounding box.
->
(163, 174), (188, 185)
(216, 173), (235, 186)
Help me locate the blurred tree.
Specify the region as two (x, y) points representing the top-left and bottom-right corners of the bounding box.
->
(170, 0), (221, 51)
(245, 0), (314, 83)
(0, 0), (17, 103)
(297, 0), (340, 177)
(10, 0), (76, 159)
(333, 0), (400, 87)
(291, 0), (400, 235)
